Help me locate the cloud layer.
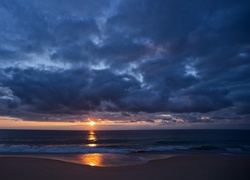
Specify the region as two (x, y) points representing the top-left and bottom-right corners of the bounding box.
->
(0, 0), (250, 127)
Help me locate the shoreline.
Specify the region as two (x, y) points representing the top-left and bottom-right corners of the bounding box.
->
(0, 152), (177, 167)
(0, 155), (250, 180)
(1, 152), (250, 167)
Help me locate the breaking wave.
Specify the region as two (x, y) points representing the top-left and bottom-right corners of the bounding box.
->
(1, 144), (249, 154)
(0, 145), (130, 154)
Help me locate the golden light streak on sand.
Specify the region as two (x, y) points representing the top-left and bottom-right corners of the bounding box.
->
(79, 153), (103, 167)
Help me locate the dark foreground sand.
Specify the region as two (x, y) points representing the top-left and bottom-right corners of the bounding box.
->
(0, 156), (250, 180)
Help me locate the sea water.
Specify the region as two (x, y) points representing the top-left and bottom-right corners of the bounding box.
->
(0, 129), (250, 166)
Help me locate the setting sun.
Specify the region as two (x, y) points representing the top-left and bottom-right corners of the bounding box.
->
(88, 121), (96, 126)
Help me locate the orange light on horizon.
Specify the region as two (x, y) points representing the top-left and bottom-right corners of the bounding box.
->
(0, 118), (89, 130)
(1, 115), (177, 130)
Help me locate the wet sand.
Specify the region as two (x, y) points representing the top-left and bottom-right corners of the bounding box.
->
(0, 155), (250, 180)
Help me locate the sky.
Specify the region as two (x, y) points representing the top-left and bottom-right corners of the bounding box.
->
(0, 0), (250, 130)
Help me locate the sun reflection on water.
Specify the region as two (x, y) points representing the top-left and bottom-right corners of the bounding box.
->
(87, 130), (96, 141)
(80, 153), (103, 167)
(88, 143), (97, 147)
(87, 130), (97, 147)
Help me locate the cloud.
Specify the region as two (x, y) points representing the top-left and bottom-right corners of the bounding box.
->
(1, 66), (140, 113)
(0, 0), (249, 128)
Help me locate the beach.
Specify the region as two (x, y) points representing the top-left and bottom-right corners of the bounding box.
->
(1, 1), (250, 180)
(0, 155), (250, 180)
(1, 130), (250, 179)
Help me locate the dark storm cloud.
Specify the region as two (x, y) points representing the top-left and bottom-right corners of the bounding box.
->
(0, 0), (250, 126)
(0, 0), (101, 64)
(0, 67), (141, 114)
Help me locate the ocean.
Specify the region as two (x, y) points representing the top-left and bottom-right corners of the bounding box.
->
(0, 129), (250, 166)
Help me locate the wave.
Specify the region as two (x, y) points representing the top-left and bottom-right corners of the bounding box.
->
(141, 145), (191, 152)
(137, 145), (249, 153)
(0, 145), (130, 154)
(0, 144), (193, 154)
(0, 144), (248, 154)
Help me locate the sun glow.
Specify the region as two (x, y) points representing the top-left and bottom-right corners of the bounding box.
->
(88, 121), (96, 126)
